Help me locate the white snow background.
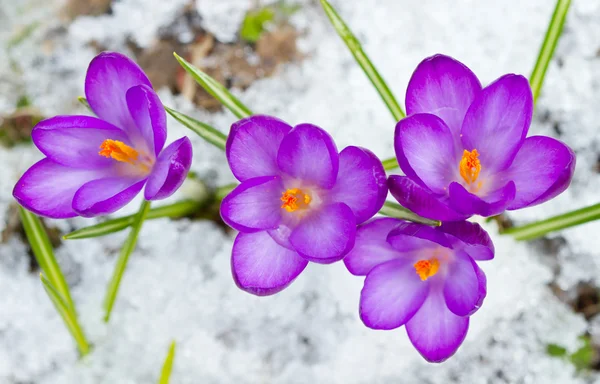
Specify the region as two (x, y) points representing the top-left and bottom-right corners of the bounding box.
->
(1, 0), (600, 382)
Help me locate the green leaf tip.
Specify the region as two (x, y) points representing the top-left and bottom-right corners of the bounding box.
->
(158, 341), (177, 384)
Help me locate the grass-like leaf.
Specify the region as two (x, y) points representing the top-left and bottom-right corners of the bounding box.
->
(103, 200), (151, 322)
(77, 96), (92, 111)
(320, 0), (405, 122)
(378, 201), (440, 226)
(381, 157), (399, 171)
(18, 206), (90, 355)
(40, 274), (90, 356)
(529, 0), (571, 103)
(19, 206), (75, 308)
(158, 341), (176, 384)
(64, 200), (203, 240)
(501, 202), (600, 241)
(165, 106), (227, 150)
(173, 52), (253, 119)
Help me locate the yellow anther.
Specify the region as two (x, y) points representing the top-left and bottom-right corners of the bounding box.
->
(459, 149), (481, 184)
(281, 188), (311, 212)
(99, 139), (139, 165)
(414, 258), (440, 281)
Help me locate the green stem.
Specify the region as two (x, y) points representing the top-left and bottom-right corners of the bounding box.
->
(320, 0), (405, 122)
(103, 200), (151, 322)
(501, 202), (600, 241)
(529, 0), (571, 103)
(378, 201), (440, 226)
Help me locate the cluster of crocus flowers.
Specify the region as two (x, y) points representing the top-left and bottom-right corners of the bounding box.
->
(389, 54), (576, 221)
(13, 52), (193, 218)
(220, 115), (388, 294)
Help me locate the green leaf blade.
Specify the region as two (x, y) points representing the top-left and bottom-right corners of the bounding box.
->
(529, 0), (571, 103)
(103, 200), (152, 322)
(165, 106), (227, 150)
(320, 0), (405, 122)
(501, 202), (600, 241)
(64, 200), (202, 240)
(378, 201), (440, 227)
(158, 341), (177, 384)
(40, 274), (90, 356)
(173, 53), (253, 119)
(19, 206), (75, 309)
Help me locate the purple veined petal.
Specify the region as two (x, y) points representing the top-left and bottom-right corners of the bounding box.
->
(220, 176), (284, 233)
(359, 258), (430, 330)
(394, 113), (457, 194)
(461, 74), (533, 172)
(31, 115), (130, 169)
(289, 202), (356, 264)
(443, 251), (480, 317)
(85, 52), (152, 133)
(232, 231), (308, 296)
(473, 259), (487, 311)
(327, 146), (387, 223)
(72, 176), (146, 217)
(226, 115), (292, 182)
(439, 220), (494, 261)
(13, 158), (111, 218)
(144, 137), (193, 201)
(406, 54), (482, 141)
(344, 218), (403, 276)
(505, 136), (576, 210)
(387, 221), (452, 251)
(406, 288), (470, 363)
(387, 175), (468, 222)
(277, 123), (339, 189)
(126, 84), (167, 156)
(448, 181), (516, 217)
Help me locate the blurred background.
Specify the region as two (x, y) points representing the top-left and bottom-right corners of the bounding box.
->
(1, 0), (600, 382)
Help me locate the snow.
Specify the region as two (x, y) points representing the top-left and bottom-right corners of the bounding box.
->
(1, 0), (599, 382)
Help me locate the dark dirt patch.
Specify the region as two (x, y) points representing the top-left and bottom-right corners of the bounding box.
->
(0, 106), (43, 148)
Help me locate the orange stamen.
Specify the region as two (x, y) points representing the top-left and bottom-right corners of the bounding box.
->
(414, 258), (440, 281)
(280, 188), (311, 212)
(99, 139), (139, 165)
(459, 149), (481, 184)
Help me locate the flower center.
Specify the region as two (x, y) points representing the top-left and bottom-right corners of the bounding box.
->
(99, 139), (139, 164)
(413, 258), (440, 281)
(280, 188), (312, 212)
(459, 149), (481, 185)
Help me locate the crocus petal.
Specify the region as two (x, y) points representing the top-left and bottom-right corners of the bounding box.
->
(387, 221), (452, 251)
(144, 137), (193, 201)
(448, 181), (516, 217)
(344, 218), (403, 276)
(31, 115), (129, 169)
(443, 251), (480, 316)
(388, 175), (468, 221)
(85, 52), (152, 133)
(289, 202), (355, 264)
(126, 84), (167, 156)
(461, 74), (533, 171)
(220, 176), (284, 232)
(327, 146), (387, 223)
(406, 54), (481, 139)
(394, 113), (457, 193)
(232, 231), (308, 296)
(360, 259), (429, 330)
(505, 136), (576, 210)
(439, 221), (494, 261)
(473, 260), (487, 310)
(277, 123), (339, 189)
(13, 159), (111, 218)
(226, 115), (292, 181)
(72, 177), (146, 217)
(406, 289), (469, 363)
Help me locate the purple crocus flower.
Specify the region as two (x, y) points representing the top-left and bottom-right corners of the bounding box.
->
(344, 218), (493, 362)
(390, 54), (575, 221)
(220, 115), (387, 295)
(13, 52), (193, 218)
